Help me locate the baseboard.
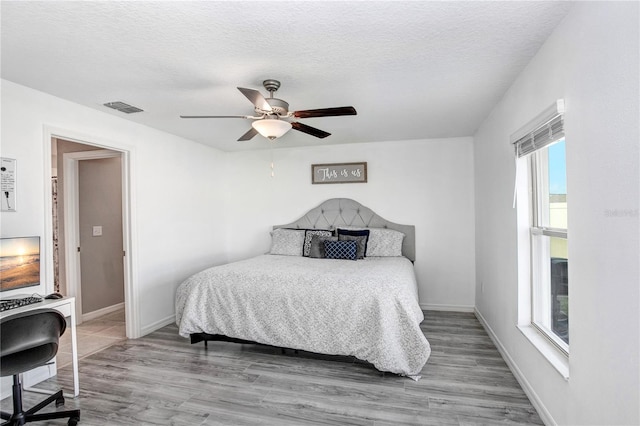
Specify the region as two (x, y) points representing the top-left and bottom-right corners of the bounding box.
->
(140, 314), (175, 336)
(420, 303), (475, 313)
(82, 302), (125, 323)
(474, 308), (555, 426)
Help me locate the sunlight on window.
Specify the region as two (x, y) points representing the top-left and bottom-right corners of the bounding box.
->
(532, 138), (569, 348)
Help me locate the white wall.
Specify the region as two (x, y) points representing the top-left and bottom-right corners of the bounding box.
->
(1, 78), (476, 325)
(474, 3), (639, 425)
(0, 80), (229, 334)
(224, 138), (476, 310)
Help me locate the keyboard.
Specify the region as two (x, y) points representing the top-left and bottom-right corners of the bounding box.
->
(0, 296), (43, 312)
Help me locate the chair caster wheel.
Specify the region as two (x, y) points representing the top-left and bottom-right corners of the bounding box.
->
(68, 416), (80, 425)
(56, 396), (65, 407)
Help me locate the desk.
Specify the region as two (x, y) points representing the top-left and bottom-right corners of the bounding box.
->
(0, 297), (79, 397)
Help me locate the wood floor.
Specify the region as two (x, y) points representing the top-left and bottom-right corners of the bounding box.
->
(1, 311), (543, 425)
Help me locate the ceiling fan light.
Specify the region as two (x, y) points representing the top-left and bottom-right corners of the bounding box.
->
(252, 119), (292, 140)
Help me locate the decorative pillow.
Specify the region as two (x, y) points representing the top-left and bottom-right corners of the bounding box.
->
(269, 228), (305, 256)
(337, 229), (370, 259)
(338, 227), (405, 257)
(309, 235), (338, 258)
(324, 240), (357, 260)
(365, 228), (405, 257)
(303, 229), (333, 257)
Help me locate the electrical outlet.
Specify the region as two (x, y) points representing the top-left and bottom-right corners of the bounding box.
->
(92, 226), (103, 237)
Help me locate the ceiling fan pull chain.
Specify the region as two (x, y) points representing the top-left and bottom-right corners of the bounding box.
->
(270, 141), (276, 178)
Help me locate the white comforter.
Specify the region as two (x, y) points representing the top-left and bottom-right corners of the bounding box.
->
(175, 255), (431, 377)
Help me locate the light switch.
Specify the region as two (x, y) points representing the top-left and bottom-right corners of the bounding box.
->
(92, 226), (103, 237)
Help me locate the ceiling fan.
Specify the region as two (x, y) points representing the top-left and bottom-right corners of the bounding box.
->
(180, 79), (357, 141)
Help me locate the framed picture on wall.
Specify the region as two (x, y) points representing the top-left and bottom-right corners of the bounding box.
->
(311, 162), (367, 184)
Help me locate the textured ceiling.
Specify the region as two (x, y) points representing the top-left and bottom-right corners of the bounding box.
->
(1, 1), (573, 152)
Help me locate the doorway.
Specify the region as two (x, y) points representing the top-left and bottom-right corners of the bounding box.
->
(65, 149), (124, 323)
(48, 133), (136, 339)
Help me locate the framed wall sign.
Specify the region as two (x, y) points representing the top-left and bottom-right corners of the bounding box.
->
(312, 162), (367, 184)
(1, 158), (17, 212)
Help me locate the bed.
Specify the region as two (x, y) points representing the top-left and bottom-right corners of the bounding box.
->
(175, 198), (431, 378)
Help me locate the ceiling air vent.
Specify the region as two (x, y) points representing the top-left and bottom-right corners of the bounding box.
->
(103, 101), (143, 114)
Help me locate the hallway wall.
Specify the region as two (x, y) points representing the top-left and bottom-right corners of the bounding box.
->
(78, 156), (124, 314)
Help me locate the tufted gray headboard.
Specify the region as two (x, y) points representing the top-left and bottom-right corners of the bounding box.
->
(273, 198), (416, 262)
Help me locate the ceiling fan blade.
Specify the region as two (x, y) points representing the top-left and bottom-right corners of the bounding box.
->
(237, 87), (272, 112)
(180, 115), (250, 119)
(293, 106), (357, 119)
(291, 122), (331, 139)
(237, 127), (259, 141)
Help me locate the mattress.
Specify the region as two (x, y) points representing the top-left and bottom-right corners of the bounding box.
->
(175, 254), (431, 377)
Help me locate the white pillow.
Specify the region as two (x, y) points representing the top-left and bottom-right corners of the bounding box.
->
(270, 228), (305, 256)
(337, 227), (405, 257)
(367, 228), (404, 256)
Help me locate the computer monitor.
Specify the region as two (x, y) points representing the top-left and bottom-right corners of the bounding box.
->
(0, 236), (41, 292)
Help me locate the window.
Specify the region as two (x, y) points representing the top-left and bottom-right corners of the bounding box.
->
(513, 100), (568, 356)
(530, 139), (568, 352)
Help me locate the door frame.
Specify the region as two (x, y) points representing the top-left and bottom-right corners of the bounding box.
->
(44, 126), (139, 339)
(63, 149), (121, 324)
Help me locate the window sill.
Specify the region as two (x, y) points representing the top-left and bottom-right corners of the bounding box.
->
(517, 324), (569, 380)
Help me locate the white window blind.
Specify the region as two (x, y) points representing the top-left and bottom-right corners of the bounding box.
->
(511, 99), (565, 158)
(511, 99), (565, 208)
